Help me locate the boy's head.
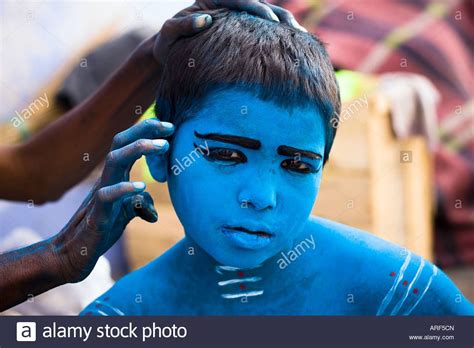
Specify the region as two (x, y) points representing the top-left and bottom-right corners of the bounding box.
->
(147, 10), (340, 268)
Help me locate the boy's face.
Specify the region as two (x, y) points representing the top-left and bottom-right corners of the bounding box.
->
(167, 88), (326, 268)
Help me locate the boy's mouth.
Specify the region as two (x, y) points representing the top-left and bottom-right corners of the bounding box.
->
(223, 226), (273, 238)
(221, 224), (275, 250)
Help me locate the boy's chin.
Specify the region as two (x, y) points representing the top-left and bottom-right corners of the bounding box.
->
(212, 249), (274, 270)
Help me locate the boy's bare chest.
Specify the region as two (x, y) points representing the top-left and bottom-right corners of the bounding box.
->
(156, 270), (368, 315)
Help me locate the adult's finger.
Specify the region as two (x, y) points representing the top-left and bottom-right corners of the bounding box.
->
(200, 0), (279, 22)
(111, 119), (174, 150)
(264, 2), (307, 31)
(96, 182), (146, 203)
(102, 139), (169, 186)
(97, 192), (157, 249)
(158, 13), (212, 47)
(91, 181), (147, 231)
(154, 13), (213, 63)
(122, 192), (158, 224)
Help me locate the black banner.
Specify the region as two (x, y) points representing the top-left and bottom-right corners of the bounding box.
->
(1, 316), (472, 347)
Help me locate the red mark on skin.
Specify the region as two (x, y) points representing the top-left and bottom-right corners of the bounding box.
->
(239, 284), (246, 290)
(390, 272), (396, 277)
(402, 280), (408, 286)
(413, 288), (419, 294)
(238, 271), (244, 277)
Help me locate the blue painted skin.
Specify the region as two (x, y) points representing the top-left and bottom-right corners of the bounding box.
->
(81, 88), (473, 316)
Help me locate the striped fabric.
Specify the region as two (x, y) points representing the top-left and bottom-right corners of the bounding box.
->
(273, 0), (473, 266)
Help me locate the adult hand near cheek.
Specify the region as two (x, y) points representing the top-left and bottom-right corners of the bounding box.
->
(153, 0), (305, 65)
(0, 118), (174, 312)
(53, 119), (174, 283)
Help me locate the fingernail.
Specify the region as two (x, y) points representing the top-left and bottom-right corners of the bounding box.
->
(292, 18), (307, 32)
(133, 182), (146, 190)
(160, 122), (174, 130)
(298, 24), (308, 32)
(194, 14), (212, 29)
(270, 12), (280, 22)
(152, 139), (168, 148)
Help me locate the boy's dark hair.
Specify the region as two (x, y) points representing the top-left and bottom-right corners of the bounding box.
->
(155, 9), (340, 163)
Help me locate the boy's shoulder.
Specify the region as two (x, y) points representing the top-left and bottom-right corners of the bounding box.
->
(305, 216), (473, 315)
(305, 215), (410, 262)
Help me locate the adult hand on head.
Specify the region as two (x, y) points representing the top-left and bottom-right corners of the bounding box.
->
(53, 119), (174, 283)
(153, 0), (306, 65)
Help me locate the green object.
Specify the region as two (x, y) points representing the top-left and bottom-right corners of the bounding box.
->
(139, 103), (157, 183)
(138, 103), (156, 122)
(336, 70), (365, 102)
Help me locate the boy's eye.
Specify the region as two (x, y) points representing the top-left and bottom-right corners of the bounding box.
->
(204, 147), (247, 164)
(281, 159), (318, 174)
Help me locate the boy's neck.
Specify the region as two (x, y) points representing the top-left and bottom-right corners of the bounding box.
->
(176, 233), (318, 302)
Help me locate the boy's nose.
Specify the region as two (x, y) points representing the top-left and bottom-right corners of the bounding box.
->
(237, 177), (277, 211)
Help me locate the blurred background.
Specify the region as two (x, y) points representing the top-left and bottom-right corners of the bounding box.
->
(0, 0), (472, 314)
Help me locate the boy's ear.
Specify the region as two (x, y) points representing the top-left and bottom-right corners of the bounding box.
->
(146, 153), (168, 183)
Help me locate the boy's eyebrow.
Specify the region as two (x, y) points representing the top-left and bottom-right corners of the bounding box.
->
(194, 131), (261, 150)
(277, 145), (322, 160)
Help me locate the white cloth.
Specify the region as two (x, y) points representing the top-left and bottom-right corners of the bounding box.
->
(378, 73), (440, 150)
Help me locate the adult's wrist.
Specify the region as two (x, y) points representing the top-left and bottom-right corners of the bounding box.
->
(45, 237), (74, 285)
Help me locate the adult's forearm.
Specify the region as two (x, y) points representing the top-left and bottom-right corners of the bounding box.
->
(0, 36), (161, 203)
(0, 239), (65, 311)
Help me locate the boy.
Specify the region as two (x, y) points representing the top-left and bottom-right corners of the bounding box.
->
(81, 10), (472, 315)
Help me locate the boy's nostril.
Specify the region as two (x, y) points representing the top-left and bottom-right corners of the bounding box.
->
(238, 192), (277, 211)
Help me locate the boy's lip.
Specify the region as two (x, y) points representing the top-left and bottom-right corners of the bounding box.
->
(222, 224), (275, 238)
(221, 224), (275, 250)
